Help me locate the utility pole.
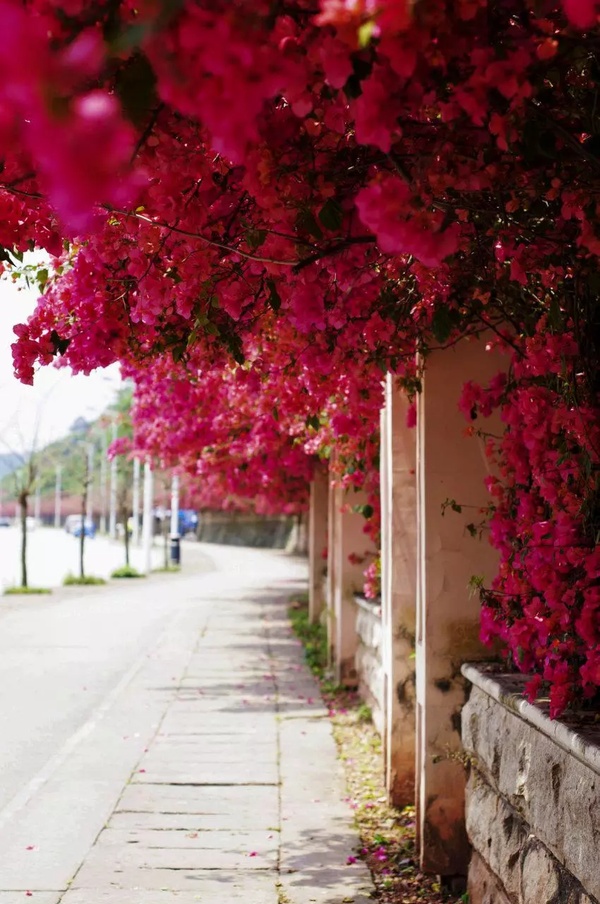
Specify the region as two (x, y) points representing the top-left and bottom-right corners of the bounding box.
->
(100, 429), (107, 534)
(132, 457), (141, 546)
(170, 472), (181, 565)
(109, 419), (118, 539)
(142, 460), (154, 574)
(86, 443), (94, 522)
(54, 464), (62, 528)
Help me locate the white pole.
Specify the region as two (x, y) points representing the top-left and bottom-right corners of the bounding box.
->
(170, 473), (180, 538)
(86, 443), (94, 522)
(109, 420), (118, 539)
(54, 465), (62, 528)
(100, 431), (107, 534)
(132, 457), (141, 546)
(141, 461), (154, 574)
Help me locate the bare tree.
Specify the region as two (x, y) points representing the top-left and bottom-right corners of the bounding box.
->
(1, 419), (42, 589)
(14, 455), (37, 589)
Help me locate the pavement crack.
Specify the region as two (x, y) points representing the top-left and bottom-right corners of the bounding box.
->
(138, 781), (279, 787)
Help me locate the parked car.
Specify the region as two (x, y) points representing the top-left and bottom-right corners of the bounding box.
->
(0, 516), (11, 527)
(65, 515), (96, 538)
(179, 509), (198, 536)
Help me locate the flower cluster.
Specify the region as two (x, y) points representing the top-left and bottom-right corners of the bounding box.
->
(0, 1), (599, 712)
(462, 323), (600, 716)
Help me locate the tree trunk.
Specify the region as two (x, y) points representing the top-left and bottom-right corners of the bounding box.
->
(80, 489), (87, 580)
(19, 493), (28, 588)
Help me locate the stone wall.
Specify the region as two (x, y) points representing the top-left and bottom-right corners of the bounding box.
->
(462, 664), (600, 904)
(355, 596), (384, 736)
(196, 511), (294, 548)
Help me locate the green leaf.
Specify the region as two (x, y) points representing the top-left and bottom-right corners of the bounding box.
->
(318, 199), (343, 232)
(36, 268), (49, 292)
(246, 228), (267, 251)
(165, 267), (182, 284)
(266, 279), (281, 313)
(115, 54), (158, 127)
(343, 74), (363, 100)
(172, 344), (186, 364)
(305, 414), (320, 430)
(50, 330), (70, 356)
(432, 306), (456, 344)
(297, 210), (323, 240)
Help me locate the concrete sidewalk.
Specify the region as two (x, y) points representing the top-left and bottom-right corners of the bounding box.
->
(2, 547), (373, 903)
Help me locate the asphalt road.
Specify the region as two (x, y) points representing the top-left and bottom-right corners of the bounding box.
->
(0, 542), (308, 895)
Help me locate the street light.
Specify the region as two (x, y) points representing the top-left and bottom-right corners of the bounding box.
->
(170, 473), (181, 565)
(109, 419), (118, 539)
(54, 464), (62, 528)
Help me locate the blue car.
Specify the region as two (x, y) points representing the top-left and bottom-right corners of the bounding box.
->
(66, 515), (96, 538)
(178, 509), (198, 536)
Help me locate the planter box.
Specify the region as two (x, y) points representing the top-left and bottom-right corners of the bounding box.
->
(354, 595), (384, 735)
(462, 663), (600, 904)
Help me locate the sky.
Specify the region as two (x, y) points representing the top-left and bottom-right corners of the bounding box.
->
(0, 267), (122, 455)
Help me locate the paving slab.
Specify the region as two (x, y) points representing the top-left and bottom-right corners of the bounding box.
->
(73, 842), (275, 878)
(3, 548), (373, 904)
(95, 828), (278, 851)
(108, 811), (280, 833)
(72, 866), (276, 891)
(116, 783), (279, 817)
(62, 875), (279, 903)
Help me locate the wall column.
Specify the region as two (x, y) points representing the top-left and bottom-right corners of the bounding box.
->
(416, 338), (503, 877)
(380, 374), (417, 807)
(328, 484), (377, 685)
(308, 464), (329, 625)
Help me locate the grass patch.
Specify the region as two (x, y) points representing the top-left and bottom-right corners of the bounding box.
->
(111, 565), (144, 579)
(288, 595), (457, 904)
(63, 574), (107, 586)
(288, 597), (328, 679)
(152, 565), (181, 573)
(4, 585), (52, 595)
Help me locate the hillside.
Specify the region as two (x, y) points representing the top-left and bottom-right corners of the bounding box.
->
(0, 386), (133, 510)
(0, 453), (21, 479)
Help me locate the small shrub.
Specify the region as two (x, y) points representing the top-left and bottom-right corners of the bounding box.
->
(4, 585), (52, 595)
(63, 574), (107, 586)
(111, 565), (144, 579)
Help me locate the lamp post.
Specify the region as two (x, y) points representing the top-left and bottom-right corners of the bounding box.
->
(170, 473), (181, 565)
(54, 464), (62, 528)
(132, 457), (141, 546)
(141, 460), (154, 574)
(100, 429), (107, 534)
(109, 419), (118, 539)
(86, 442), (94, 522)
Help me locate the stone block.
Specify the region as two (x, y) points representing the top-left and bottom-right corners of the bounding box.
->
(463, 683), (600, 901)
(467, 850), (512, 904)
(463, 670), (600, 904)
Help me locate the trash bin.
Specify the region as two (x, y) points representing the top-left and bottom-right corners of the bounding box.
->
(170, 534), (181, 565)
